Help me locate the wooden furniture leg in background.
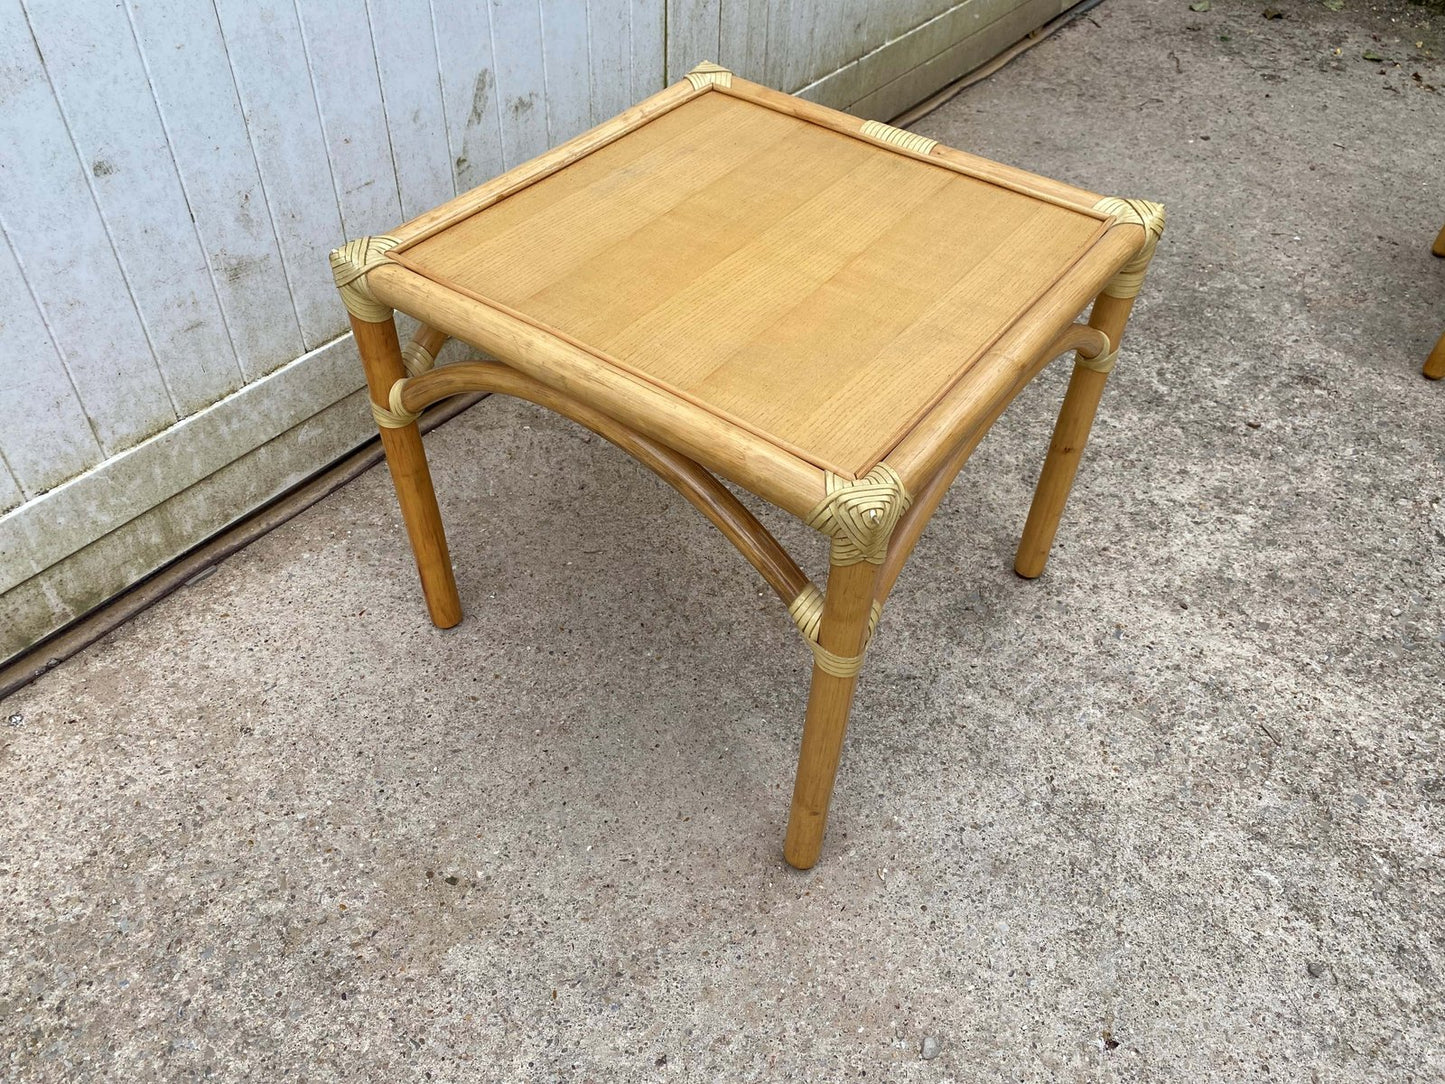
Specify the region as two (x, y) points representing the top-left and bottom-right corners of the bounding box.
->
(1428, 333), (1445, 381)
(1015, 199), (1165, 579)
(1427, 225), (1445, 380)
(332, 238), (462, 629)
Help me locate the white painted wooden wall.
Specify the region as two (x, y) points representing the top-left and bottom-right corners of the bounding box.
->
(0, 0), (1068, 658)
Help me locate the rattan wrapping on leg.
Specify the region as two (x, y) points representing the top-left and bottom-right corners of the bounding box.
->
(787, 583), (883, 677)
(1075, 346), (1118, 374)
(807, 641), (866, 678)
(401, 341), (436, 377)
(371, 378), (420, 429)
(787, 583), (826, 643)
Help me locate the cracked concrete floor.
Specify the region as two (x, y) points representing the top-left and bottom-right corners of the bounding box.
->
(3, 0), (1443, 1079)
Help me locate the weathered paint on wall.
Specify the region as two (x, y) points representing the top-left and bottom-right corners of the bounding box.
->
(0, 0), (1065, 659)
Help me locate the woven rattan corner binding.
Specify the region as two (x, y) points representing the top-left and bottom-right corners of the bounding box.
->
(327, 61), (1166, 869)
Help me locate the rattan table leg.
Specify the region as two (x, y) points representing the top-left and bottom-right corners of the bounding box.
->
(1426, 331), (1445, 380)
(1015, 198), (1162, 579)
(1429, 226), (1445, 379)
(783, 559), (880, 870)
(349, 312), (463, 629)
(1012, 295), (1129, 579)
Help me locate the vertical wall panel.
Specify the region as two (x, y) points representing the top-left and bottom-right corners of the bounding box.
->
(666, 0), (720, 84)
(781, 0), (822, 90)
(0, 230), (100, 497)
(212, 0), (347, 348)
(125, 0), (306, 382)
(588, 0), (632, 122)
(294, 0), (406, 241)
(540, 0), (593, 145)
(366, 0), (457, 220)
(718, 0), (768, 82)
(629, 0), (665, 98)
(489, 0), (550, 169)
(24, 0), (244, 419)
(761, 0), (792, 88)
(432, 0), (506, 193)
(858, 2), (896, 73)
(0, 0), (175, 452)
(806, 0), (865, 89)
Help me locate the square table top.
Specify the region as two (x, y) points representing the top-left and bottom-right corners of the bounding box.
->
(380, 73), (1137, 489)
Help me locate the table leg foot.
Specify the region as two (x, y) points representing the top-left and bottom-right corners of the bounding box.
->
(1426, 330), (1445, 380)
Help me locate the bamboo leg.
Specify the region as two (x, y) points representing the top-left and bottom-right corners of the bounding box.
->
(874, 327), (1112, 607)
(783, 559), (879, 870)
(350, 313), (463, 628)
(404, 322), (449, 375)
(1426, 330), (1445, 380)
(1428, 227), (1445, 378)
(1014, 292), (1135, 579)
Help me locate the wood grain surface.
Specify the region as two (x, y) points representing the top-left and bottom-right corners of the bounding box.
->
(395, 90), (1107, 478)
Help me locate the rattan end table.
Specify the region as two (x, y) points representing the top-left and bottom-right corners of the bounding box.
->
(329, 62), (1164, 869)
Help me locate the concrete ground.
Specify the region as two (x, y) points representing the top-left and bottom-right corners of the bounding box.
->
(3, 0), (1443, 1079)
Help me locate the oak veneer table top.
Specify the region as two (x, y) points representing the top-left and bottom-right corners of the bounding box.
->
(358, 71), (1155, 503)
(332, 64), (1165, 868)
(391, 89), (1107, 480)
